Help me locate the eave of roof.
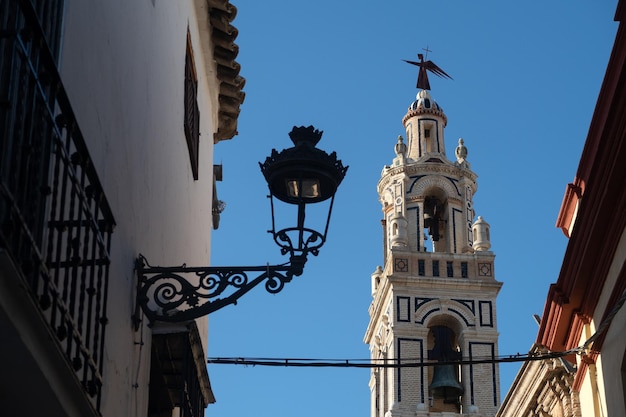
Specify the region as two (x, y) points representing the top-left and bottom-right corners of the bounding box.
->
(207, 0), (246, 143)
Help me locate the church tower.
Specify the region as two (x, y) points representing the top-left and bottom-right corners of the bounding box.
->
(364, 59), (502, 417)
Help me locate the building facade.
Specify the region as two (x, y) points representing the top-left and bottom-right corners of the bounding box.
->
(0, 0), (244, 416)
(364, 79), (502, 417)
(497, 2), (626, 417)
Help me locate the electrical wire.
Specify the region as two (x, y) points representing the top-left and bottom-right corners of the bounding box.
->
(208, 289), (626, 369)
(207, 349), (576, 369)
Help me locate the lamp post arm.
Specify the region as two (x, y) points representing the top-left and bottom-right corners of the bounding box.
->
(133, 254), (307, 328)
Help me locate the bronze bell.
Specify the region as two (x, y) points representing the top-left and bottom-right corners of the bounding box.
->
(423, 197), (436, 226)
(423, 197), (441, 241)
(428, 326), (463, 403)
(430, 363), (464, 402)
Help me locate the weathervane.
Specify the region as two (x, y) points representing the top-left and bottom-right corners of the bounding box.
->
(403, 48), (452, 90)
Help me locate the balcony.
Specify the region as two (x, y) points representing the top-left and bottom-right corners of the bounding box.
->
(0, 0), (115, 414)
(149, 322), (214, 417)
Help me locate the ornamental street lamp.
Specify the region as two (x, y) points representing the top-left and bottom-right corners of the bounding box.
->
(133, 126), (347, 328)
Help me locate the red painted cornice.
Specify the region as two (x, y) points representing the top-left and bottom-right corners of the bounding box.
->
(555, 182), (582, 238)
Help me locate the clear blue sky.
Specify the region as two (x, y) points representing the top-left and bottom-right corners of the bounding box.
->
(209, 2), (618, 416)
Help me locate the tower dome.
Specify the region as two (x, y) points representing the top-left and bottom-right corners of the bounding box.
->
(409, 89), (442, 111)
(405, 89), (447, 125)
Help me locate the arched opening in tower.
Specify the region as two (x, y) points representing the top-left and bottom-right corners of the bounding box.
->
(428, 325), (463, 413)
(423, 193), (448, 252)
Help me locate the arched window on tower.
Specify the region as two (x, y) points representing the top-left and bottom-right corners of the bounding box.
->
(428, 325), (463, 413)
(422, 121), (436, 155)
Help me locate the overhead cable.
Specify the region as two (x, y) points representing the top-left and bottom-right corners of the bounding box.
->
(207, 349), (575, 368)
(208, 287), (626, 369)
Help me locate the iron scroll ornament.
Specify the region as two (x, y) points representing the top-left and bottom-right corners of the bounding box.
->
(133, 254), (307, 327)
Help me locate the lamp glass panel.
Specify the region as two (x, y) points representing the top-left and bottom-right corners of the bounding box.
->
(286, 179), (320, 199)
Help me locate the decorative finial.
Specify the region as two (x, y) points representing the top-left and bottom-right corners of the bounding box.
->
(455, 138), (468, 162)
(403, 51), (452, 90)
(395, 135), (407, 157)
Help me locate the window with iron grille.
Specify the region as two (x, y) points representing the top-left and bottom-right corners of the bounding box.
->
(184, 32), (200, 180)
(30, 0), (65, 58)
(0, 0), (115, 409)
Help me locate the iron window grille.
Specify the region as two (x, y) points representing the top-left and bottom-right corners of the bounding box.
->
(184, 31), (200, 180)
(0, 0), (115, 410)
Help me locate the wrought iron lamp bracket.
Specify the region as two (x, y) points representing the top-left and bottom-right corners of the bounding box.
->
(132, 253), (307, 329)
(132, 126), (347, 329)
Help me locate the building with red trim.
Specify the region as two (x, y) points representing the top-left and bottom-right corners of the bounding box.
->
(498, 1), (626, 416)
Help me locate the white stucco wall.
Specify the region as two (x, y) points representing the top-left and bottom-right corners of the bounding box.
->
(592, 227), (626, 417)
(59, 0), (219, 415)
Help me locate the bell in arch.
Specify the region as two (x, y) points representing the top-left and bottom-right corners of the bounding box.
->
(430, 364), (464, 402)
(423, 196), (441, 241)
(428, 326), (464, 403)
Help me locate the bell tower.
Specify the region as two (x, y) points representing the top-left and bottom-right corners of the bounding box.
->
(364, 58), (502, 417)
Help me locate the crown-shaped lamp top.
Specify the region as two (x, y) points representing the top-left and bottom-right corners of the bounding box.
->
(288, 125), (322, 147)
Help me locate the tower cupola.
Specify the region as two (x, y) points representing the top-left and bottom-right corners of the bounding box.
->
(406, 89), (447, 123)
(402, 90), (448, 161)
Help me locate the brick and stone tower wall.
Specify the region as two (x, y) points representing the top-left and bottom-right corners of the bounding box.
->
(364, 87), (502, 417)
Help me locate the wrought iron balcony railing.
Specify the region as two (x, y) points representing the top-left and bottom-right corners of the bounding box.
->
(0, 0), (115, 411)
